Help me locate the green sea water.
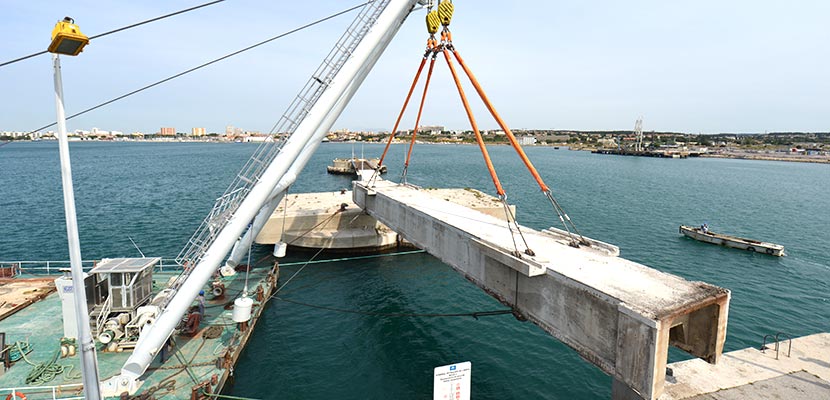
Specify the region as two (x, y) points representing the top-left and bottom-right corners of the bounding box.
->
(1, 141), (828, 399)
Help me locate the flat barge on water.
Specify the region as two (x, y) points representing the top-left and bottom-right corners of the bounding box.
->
(679, 225), (785, 256)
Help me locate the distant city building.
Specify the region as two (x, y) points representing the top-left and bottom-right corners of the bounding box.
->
(192, 127), (206, 136)
(160, 127), (176, 136)
(225, 125), (244, 136)
(420, 125), (444, 135)
(519, 135), (537, 146)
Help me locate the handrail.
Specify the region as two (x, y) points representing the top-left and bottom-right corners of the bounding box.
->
(0, 258), (183, 275)
(94, 295), (113, 337)
(760, 332), (793, 360)
(0, 383), (84, 400)
(761, 334), (776, 354)
(775, 332), (792, 359)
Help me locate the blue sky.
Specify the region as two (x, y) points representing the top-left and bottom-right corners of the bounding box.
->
(1, 0), (829, 134)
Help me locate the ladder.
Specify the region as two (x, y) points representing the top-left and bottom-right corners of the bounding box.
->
(170, 1), (392, 294)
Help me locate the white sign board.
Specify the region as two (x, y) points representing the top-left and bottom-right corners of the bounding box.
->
(433, 361), (471, 400)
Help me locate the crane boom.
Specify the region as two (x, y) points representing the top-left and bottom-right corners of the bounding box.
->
(102, 0), (424, 395)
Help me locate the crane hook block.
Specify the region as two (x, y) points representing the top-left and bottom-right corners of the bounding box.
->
(438, 1), (454, 26)
(426, 10), (440, 34)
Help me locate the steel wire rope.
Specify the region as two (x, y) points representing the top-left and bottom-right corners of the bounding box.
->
(22, 1), (374, 135)
(268, 207), (517, 320)
(0, 0), (227, 68)
(271, 234), (334, 298)
(285, 209), (343, 246)
(273, 251), (429, 296)
(274, 296), (513, 319)
(269, 203), (376, 299)
(276, 249), (425, 267)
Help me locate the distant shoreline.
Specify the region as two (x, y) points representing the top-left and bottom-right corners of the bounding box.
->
(700, 153), (830, 164)
(5, 140), (827, 164)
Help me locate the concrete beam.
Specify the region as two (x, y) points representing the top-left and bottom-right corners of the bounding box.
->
(354, 181), (730, 400)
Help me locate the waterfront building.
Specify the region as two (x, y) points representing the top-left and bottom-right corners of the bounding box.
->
(159, 127), (176, 136)
(192, 127), (206, 136)
(519, 135), (537, 146)
(420, 125), (445, 135)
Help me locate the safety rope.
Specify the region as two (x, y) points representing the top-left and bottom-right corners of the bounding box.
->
(4, 340), (32, 362)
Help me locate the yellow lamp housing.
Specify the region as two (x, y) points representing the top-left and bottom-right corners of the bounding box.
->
(48, 17), (89, 56)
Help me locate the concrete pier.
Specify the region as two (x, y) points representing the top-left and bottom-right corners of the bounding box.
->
(353, 180), (730, 400)
(256, 187), (513, 251)
(661, 332), (830, 399)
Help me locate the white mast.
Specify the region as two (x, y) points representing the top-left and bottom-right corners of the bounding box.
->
(53, 53), (103, 399)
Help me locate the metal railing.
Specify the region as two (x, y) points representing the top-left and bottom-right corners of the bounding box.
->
(0, 259), (184, 276)
(172, 0), (390, 286)
(761, 332), (793, 360)
(0, 383), (84, 400)
(93, 295), (112, 337)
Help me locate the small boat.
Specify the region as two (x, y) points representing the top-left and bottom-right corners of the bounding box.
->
(679, 225), (785, 256)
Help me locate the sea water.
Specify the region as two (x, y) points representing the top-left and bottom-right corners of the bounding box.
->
(1, 141), (828, 399)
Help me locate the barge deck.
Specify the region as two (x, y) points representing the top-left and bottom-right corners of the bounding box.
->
(0, 261), (279, 399)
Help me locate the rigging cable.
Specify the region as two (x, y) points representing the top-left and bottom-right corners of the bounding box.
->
(401, 51), (438, 183)
(22, 1), (374, 136)
(275, 296), (513, 320)
(0, 0), (227, 68)
(374, 53), (428, 184)
(440, 47), (505, 196)
(440, 46), (532, 256)
(448, 46), (587, 247)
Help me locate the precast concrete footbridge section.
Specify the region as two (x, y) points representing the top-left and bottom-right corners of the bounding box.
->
(353, 180), (730, 400)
